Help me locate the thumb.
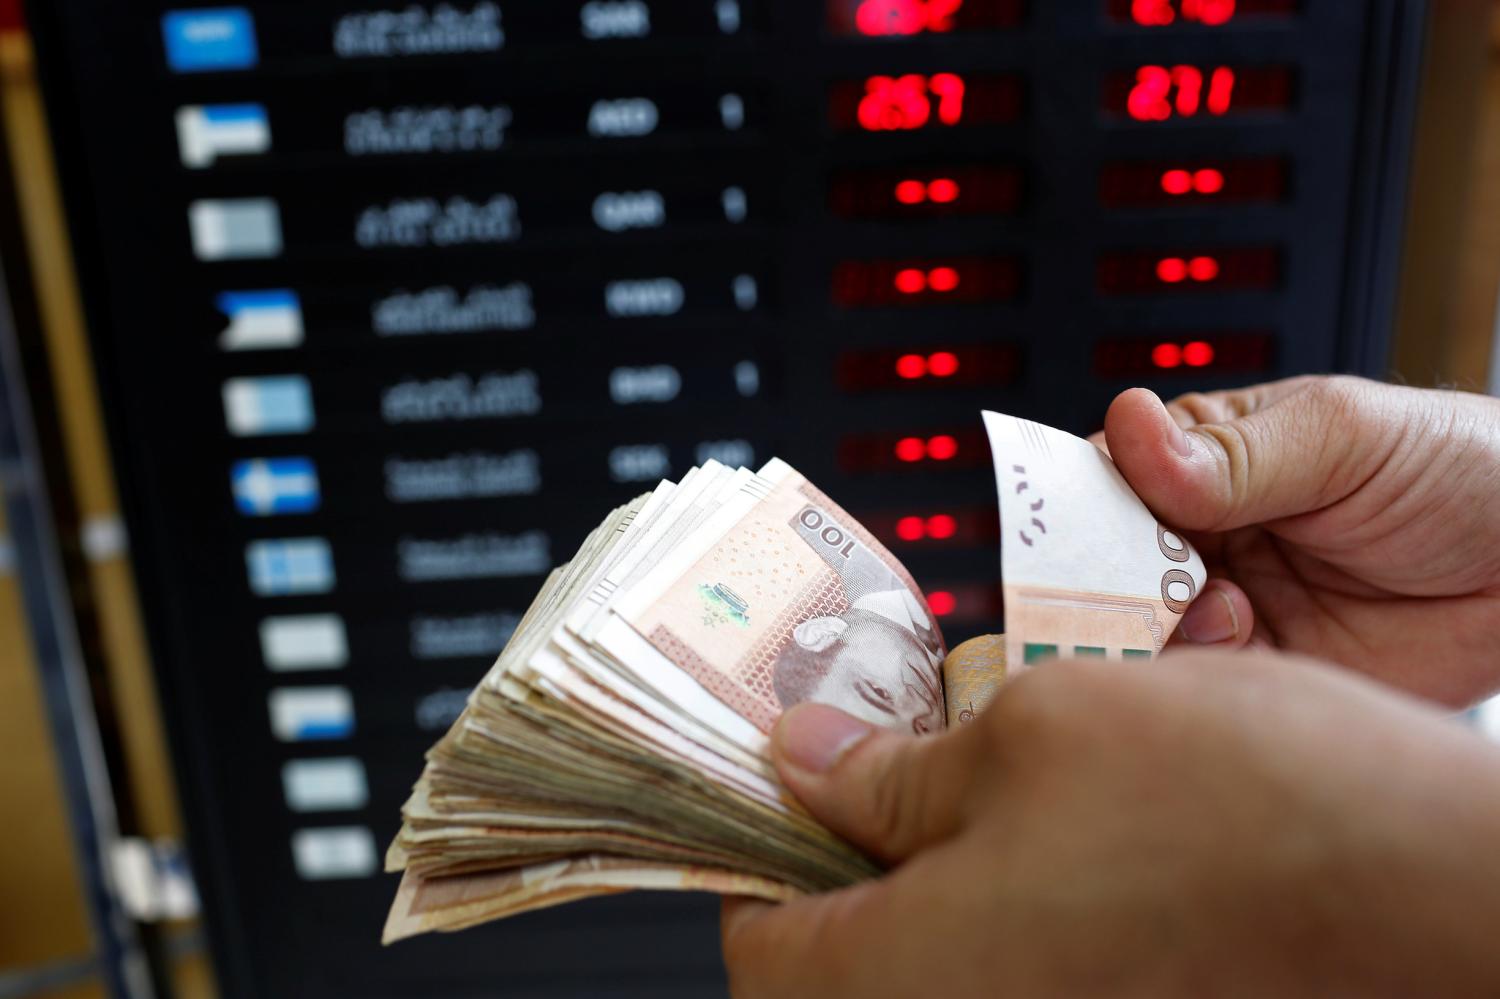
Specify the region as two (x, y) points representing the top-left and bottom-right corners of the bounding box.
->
(1104, 378), (1403, 533)
(771, 702), (990, 865)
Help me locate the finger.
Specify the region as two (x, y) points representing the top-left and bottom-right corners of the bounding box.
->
(1102, 379), (1405, 533)
(722, 869), (939, 999)
(1171, 578), (1254, 648)
(770, 702), (992, 865)
(721, 895), (774, 947)
(1086, 428), (1111, 458)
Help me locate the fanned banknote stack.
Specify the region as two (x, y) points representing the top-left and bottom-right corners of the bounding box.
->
(384, 412), (1206, 942)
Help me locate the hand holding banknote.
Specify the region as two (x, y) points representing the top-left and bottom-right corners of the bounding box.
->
(385, 411), (1209, 939)
(1098, 377), (1500, 706)
(723, 649), (1500, 998)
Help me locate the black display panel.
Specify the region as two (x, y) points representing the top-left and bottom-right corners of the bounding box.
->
(26, 1), (1422, 996)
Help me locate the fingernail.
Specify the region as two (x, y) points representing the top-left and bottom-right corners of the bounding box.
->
(1178, 588), (1239, 644)
(777, 703), (875, 774)
(1155, 395), (1193, 458)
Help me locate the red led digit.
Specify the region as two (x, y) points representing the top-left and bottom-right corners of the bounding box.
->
(1100, 158), (1286, 208)
(1171, 65), (1203, 116)
(894, 179), (926, 204)
(1150, 339), (1218, 369)
(929, 73), (966, 125)
(895, 437), (926, 462)
(856, 0), (927, 34)
(1160, 169), (1192, 194)
(895, 353), (926, 378)
(1113, 0), (1297, 27)
(1099, 247), (1278, 295)
(831, 0), (1023, 35)
(896, 515), (927, 540)
(1132, 0), (1176, 24)
(928, 177), (959, 202)
(1182, 340), (1215, 366)
(1151, 342), (1183, 368)
(856, 74), (965, 131)
(927, 591), (957, 615)
(927, 266), (960, 292)
(1095, 334), (1274, 378)
(1194, 168), (1224, 193)
(1128, 66), (1173, 121)
(859, 75), (929, 130)
(927, 351), (959, 376)
(927, 434), (959, 460)
(852, 0), (964, 36)
(1187, 256), (1220, 281)
(1183, 0), (1236, 24)
(834, 256), (1019, 306)
(926, 514), (958, 539)
(1206, 66), (1235, 114)
(895, 435), (961, 462)
(1119, 65), (1258, 121)
(1160, 168), (1224, 195)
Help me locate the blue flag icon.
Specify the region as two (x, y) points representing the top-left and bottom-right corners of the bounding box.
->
(232, 457), (321, 516)
(162, 8), (259, 73)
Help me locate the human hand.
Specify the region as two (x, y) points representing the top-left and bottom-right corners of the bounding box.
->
(1097, 376), (1500, 706)
(722, 650), (1500, 998)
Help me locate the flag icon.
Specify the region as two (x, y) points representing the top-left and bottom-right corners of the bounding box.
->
(290, 827), (377, 880)
(217, 290), (303, 351)
(259, 614), (348, 671)
(231, 457), (320, 516)
(177, 103), (271, 168)
(282, 758), (368, 812)
(189, 198), (282, 260)
(268, 686), (354, 741)
(222, 375), (313, 437)
(162, 8), (259, 73)
(246, 537), (334, 596)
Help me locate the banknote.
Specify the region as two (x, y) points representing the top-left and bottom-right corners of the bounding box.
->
(982, 411), (1206, 703)
(384, 855), (797, 943)
(385, 414), (1209, 942)
(599, 459), (948, 738)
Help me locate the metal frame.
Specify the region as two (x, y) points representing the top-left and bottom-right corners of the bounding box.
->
(0, 57), (158, 999)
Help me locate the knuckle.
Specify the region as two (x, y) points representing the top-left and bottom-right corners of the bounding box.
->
(1192, 420), (1255, 528)
(1307, 374), (1362, 411)
(865, 744), (923, 848)
(1166, 390), (1220, 425)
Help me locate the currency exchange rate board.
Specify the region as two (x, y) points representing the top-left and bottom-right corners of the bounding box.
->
(28, 1), (1422, 995)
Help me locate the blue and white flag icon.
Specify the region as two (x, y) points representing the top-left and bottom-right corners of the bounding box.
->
(162, 8), (259, 73)
(217, 289), (303, 351)
(177, 103), (270, 168)
(232, 457), (320, 516)
(268, 686), (354, 742)
(222, 375), (313, 437)
(246, 537), (335, 596)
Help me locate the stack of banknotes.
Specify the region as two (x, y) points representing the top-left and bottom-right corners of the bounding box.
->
(384, 412), (1207, 942)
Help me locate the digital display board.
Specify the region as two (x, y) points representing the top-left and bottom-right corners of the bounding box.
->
(26, 1), (1422, 995)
